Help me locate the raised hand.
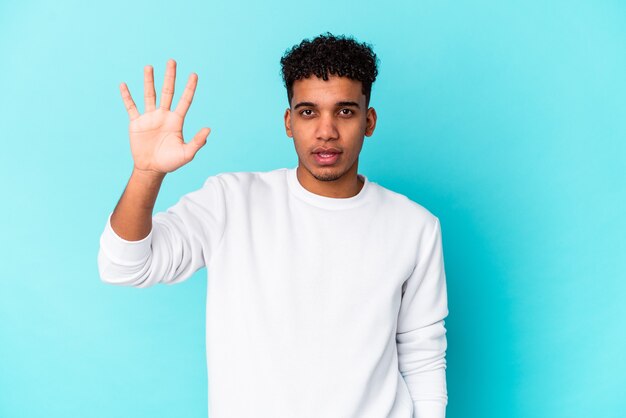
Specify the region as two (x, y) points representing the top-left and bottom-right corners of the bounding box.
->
(120, 59), (210, 175)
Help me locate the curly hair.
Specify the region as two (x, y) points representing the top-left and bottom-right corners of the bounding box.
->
(280, 32), (379, 107)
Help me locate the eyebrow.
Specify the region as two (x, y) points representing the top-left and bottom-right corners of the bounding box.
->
(293, 101), (361, 109)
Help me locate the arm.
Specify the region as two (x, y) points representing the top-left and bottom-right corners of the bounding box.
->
(396, 217), (449, 418)
(97, 59), (214, 287)
(110, 168), (165, 242)
(98, 175), (226, 287)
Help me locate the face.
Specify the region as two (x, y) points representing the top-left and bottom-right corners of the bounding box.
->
(284, 75), (377, 195)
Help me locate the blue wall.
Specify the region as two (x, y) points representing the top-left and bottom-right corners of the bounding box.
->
(1, 1), (624, 417)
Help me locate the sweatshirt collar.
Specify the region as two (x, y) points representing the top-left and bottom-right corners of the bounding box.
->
(286, 166), (371, 210)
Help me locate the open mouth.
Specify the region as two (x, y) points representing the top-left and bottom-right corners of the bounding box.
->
(314, 152), (340, 165)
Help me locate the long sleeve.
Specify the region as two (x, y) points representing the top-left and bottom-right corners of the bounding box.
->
(396, 216), (449, 418)
(97, 175), (226, 288)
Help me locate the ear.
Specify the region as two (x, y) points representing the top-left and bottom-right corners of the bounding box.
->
(365, 107), (377, 137)
(284, 108), (293, 138)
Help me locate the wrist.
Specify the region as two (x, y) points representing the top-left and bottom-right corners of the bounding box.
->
(132, 166), (166, 183)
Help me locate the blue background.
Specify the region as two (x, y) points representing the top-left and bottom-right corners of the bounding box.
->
(1, 0), (624, 417)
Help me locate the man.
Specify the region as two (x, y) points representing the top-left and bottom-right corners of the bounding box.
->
(98, 33), (449, 418)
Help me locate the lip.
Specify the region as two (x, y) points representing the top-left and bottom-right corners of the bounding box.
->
(313, 151), (340, 165)
(312, 147), (342, 154)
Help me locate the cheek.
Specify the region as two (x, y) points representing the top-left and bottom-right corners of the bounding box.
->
(291, 134), (307, 152)
(343, 122), (366, 139)
(359, 117), (368, 132)
(290, 124), (311, 142)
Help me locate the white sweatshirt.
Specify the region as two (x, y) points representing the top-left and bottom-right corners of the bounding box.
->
(98, 166), (448, 418)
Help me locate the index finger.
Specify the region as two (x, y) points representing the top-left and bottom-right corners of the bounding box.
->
(174, 73), (198, 118)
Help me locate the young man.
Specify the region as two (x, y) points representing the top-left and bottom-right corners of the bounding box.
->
(98, 33), (449, 418)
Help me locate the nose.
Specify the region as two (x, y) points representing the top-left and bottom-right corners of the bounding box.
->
(315, 113), (339, 141)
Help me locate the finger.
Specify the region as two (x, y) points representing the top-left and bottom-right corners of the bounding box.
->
(183, 127), (211, 163)
(120, 82), (140, 120)
(159, 59), (176, 110)
(144, 65), (156, 112)
(174, 73), (198, 118)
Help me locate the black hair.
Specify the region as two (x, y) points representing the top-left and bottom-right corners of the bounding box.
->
(280, 32), (379, 107)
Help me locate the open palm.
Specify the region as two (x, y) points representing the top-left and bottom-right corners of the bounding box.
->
(120, 59), (210, 174)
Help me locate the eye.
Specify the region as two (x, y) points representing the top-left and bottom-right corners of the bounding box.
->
(339, 108), (353, 116)
(300, 109), (314, 117)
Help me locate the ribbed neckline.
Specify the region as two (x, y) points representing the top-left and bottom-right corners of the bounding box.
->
(285, 166), (371, 210)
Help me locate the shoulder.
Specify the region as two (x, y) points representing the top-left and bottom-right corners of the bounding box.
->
(369, 181), (438, 222)
(203, 167), (288, 188)
(199, 168), (289, 201)
(368, 181), (440, 234)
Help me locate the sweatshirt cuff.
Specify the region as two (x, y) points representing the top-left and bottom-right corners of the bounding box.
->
(413, 400), (446, 418)
(99, 212), (153, 263)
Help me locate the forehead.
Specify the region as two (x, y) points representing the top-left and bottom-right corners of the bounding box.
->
(291, 75), (364, 106)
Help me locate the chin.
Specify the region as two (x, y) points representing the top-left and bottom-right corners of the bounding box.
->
(313, 172), (343, 182)
(309, 165), (346, 182)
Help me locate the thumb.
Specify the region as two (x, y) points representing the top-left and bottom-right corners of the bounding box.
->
(183, 127), (211, 162)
